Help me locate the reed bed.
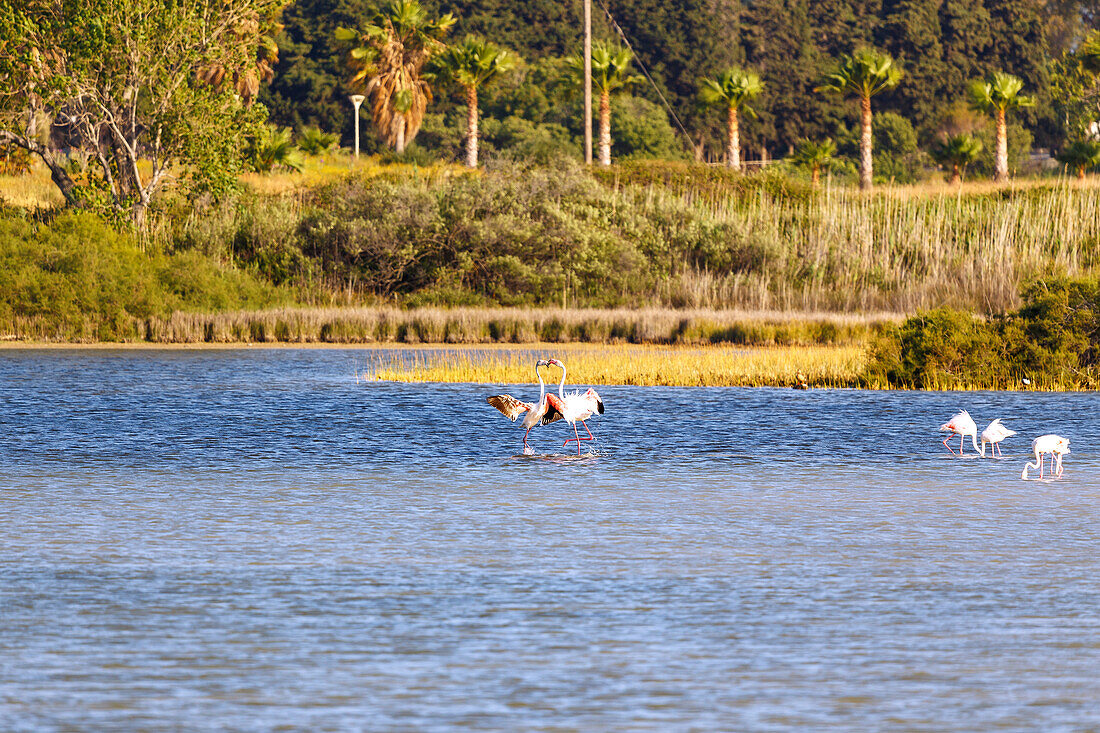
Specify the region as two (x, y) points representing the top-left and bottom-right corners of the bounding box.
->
(365, 343), (867, 388)
(136, 306), (898, 346)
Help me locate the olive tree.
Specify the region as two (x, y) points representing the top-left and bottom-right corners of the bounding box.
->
(0, 0), (283, 225)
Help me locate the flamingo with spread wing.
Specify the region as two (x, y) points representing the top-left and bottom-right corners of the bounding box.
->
(487, 359), (562, 453)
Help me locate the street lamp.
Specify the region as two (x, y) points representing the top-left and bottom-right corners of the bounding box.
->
(349, 94), (365, 158)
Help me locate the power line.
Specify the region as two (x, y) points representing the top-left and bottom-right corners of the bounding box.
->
(591, 0), (695, 147)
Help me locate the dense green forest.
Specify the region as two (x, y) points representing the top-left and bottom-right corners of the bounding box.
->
(265, 0), (1100, 165)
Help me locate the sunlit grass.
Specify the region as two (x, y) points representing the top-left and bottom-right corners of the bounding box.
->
(365, 343), (867, 387)
(239, 153), (473, 195)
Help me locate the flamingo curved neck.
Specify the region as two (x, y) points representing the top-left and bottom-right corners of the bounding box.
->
(535, 365), (546, 400)
(556, 365), (566, 400)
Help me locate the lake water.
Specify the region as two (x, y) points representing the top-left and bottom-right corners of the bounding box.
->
(2, 348), (1100, 731)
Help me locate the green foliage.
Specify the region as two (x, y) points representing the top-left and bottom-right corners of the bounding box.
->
(970, 122), (1034, 177)
(931, 133), (983, 180)
(699, 67), (763, 113)
(568, 42), (643, 97)
(866, 277), (1100, 389)
(968, 71), (1034, 115)
(789, 139), (837, 182)
(0, 210), (285, 340)
(611, 97), (686, 161)
(871, 112), (925, 183)
(816, 48), (903, 101)
(246, 126), (305, 172)
(435, 36), (517, 91)
(1056, 139), (1100, 177)
(296, 125), (340, 155)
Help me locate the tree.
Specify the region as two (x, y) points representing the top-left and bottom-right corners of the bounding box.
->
(296, 125), (340, 155)
(699, 67), (763, 170)
(0, 0), (280, 225)
(816, 48), (903, 190)
(931, 133), (982, 183)
(335, 0), (455, 153)
(790, 139), (836, 187)
(196, 11), (284, 106)
(569, 42), (642, 166)
(969, 71), (1033, 182)
(1056, 139), (1100, 178)
(246, 126), (304, 172)
(437, 37), (517, 167)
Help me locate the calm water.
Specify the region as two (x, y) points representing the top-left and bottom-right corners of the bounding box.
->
(2, 348), (1100, 731)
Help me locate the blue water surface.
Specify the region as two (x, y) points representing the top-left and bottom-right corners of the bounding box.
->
(2, 347), (1099, 731)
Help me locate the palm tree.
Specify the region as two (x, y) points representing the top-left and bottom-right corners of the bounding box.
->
(1056, 139), (1100, 179)
(196, 11), (284, 106)
(246, 126), (304, 173)
(437, 37), (518, 167)
(569, 42), (643, 166)
(297, 126), (339, 156)
(699, 67), (763, 171)
(931, 134), (983, 184)
(968, 72), (1033, 183)
(815, 49), (902, 191)
(790, 139), (836, 188)
(335, 0), (455, 153)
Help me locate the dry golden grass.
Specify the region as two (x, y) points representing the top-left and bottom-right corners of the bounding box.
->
(137, 306), (896, 345)
(239, 153), (473, 195)
(0, 164), (63, 208)
(364, 343), (867, 387)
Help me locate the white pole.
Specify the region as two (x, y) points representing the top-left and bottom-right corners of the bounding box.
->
(350, 94), (365, 159)
(583, 0), (592, 165)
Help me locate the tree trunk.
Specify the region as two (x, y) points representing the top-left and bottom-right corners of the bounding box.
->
(395, 115), (406, 154)
(859, 95), (873, 191)
(811, 165), (820, 188)
(0, 130), (79, 207)
(994, 108), (1008, 182)
(464, 85), (478, 168)
(598, 91), (611, 166)
(727, 106), (740, 171)
(950, 163), (961, 185)
(1078, 165), (1087, 180)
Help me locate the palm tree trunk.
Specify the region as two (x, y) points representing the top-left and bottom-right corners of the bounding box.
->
(598, 91), (611, 167)
(994, 108), (1008, 182)
(727, 106), (740, 171)
(950, 162), (961, 185)
(465, 85), (478, 168)
(395, 115), (406, 154)
(811, 165), (820, 188)
(859, 95), (873, 191)
(1078, 165), (1087, 180)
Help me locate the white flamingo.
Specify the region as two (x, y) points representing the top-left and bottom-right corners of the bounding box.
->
(1021, 435), (1070, 480)
(940, 410), (979, 455)
(487, 360), (562, 453)
(544, 358), (605, 455)
(980, 418), (1016, 458)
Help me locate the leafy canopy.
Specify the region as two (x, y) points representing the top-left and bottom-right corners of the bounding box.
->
(568, 41), (643, 96)
(699, 67), (763, 113)
(436, 36), (518, 91)
(815, 48), (903, 100)
(968, 71), (1034, 115)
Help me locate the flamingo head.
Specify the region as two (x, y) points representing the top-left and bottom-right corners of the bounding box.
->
(546, 359), (564, 368)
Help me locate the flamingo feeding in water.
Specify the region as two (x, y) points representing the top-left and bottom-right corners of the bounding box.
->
(980, 418), (1016, 458)
(544, 358), (605, 455)
(487, 360), (563, 453)
(1021, 434), (1070, 479)
(940, 410), (979, 455)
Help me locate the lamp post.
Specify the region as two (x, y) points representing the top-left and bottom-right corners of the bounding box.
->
(349, 94), (365, 158)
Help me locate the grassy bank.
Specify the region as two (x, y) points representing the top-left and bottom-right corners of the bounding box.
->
(135, 306), (896, 345)
(365, 343), (866, 388)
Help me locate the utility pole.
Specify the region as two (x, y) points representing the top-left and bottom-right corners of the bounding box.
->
(583, 0), (592, 165)
(350, 95), (365, 158)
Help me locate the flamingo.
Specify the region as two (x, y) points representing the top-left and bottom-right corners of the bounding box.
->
(940, 410), (979, 455)
(980, 418), (1016, 458)
(487, 360), (562, 453)
(543, 358), (605, 456)
(1021, 434), (1070, 479)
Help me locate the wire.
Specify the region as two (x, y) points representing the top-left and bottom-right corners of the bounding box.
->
(592, 0), (695, 146)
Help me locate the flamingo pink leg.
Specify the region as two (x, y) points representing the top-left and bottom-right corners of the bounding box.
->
(523, 427), (532, 452)
(959, 435), (965, 454)
(571, 422), (582, 455)
(564, 420), (596, 445)
(943, 436), (958, 455)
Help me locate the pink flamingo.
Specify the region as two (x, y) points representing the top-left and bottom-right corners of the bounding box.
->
(487, 360), (562, 453)
(544, 358), (605, 455)
(1021, 435), (1070, 479)
(980, 418), (1016, 458)
(940, 410), (979, 455)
